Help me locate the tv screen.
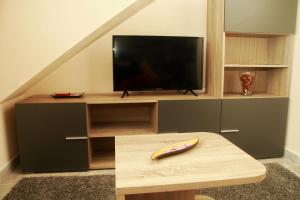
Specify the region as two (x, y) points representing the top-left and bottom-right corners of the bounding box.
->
(113, 36), (204, 91)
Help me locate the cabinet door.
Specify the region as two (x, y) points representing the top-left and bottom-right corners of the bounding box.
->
(16, 103), (88, 172)
(221, 98), (288, 158)
(225, 0), (298, 34)
(158, 100), (221, 133)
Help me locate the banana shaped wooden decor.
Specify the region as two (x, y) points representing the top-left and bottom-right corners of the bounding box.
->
(151, 137), (200, 160)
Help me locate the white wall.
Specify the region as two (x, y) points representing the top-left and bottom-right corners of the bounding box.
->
(0, 0), (140, 172)
(0, 96), (25, 172)
(0, 0), (137, 102)
(26, 0), (207, 95)
(286, 1), (300, 157)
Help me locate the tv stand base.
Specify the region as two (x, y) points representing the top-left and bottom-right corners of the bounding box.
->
(184, 90), (198, 96)
(121, 91), (129, 98)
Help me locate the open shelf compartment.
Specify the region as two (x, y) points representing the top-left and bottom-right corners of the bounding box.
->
(89, 137), (115, 169)
(88, 103), (157, 138)
(223, 67), (289, 97)
(225, 33), (292, 66)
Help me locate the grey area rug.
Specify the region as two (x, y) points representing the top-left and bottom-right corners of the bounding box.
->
(3, 163), (300, 200)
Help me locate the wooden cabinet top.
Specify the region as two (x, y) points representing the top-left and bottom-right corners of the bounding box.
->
(19, 93), (218, 104)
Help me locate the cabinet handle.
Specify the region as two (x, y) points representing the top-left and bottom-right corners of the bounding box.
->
(221, 129), (240, 133)
(65, 136), (88, 140)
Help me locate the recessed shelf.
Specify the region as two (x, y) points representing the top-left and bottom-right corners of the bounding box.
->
(89, 121), (155, 138)
(224, 64), (288, 68)
(223, 93), (287, 99)
(90, 150), (115, 169)
(89, 137), (115, 169)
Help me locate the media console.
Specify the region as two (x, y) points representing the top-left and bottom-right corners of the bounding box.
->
(16, 93), (288, 172)
(15, 0), (297, 173)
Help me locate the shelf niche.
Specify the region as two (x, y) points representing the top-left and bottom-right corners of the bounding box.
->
(88, 103), (157, 138)
(89, 137), (115, 169)
(223, 67), (289, 97)
(225, 33), (292, 66)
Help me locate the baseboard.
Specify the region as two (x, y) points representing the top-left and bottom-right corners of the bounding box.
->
(284, 149), (300, 165)
(0, 155), (19, 182)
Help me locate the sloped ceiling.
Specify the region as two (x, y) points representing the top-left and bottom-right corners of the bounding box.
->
(0, 0), (154, 102)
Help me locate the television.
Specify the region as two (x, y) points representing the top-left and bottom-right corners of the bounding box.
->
(113, 35), (205, 93)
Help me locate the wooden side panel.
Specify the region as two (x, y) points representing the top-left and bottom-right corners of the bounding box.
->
(206, 0), (224, 97)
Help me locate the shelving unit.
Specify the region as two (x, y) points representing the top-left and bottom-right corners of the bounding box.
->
(87, 102), (157, 169)
(222, 32), (293, 98)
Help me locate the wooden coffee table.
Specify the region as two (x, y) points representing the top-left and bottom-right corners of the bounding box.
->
(115, 132), (266, 200)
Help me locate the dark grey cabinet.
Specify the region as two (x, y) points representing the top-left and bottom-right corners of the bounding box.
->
(221, 98), (289, 158)
(225, 0), (298, 34)
(158, 100), (221, 133)
(16, 103), (89, 172)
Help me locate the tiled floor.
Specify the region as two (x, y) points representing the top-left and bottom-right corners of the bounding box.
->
(0, 157), (299, 199)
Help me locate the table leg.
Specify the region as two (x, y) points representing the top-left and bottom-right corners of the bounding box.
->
(125, 190), (196, 200)
(116, 195), (125, 200)
(195, 195), (215, 200)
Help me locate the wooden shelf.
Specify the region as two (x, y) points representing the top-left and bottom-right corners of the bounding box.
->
(224, 64), (288, 68)
(89, 150), (115, 169)
(87, 102), (158, 169)
(223, 67), (289, 97)
(89, 122), (155, 138)
(225, 32), (288, 38)
(223, 93), (287, 99)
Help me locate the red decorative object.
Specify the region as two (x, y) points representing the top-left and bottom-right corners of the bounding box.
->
(240, 72), (255, 96)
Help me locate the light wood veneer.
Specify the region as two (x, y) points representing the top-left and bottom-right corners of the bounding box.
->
(115, 132), (266, 197)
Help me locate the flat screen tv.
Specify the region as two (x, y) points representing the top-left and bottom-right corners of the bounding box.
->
(113, 35), (205, 92)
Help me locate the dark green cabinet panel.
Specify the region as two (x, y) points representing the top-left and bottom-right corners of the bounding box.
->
(225, 0), (298, 34)
(16, 103), (89, 172)
(158, 100), (221, 133)
(221, 98), (288, 158)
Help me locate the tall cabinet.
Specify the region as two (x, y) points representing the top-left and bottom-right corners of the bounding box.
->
(207, 0), (297, 158)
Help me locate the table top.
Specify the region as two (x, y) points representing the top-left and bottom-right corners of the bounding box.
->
(115, 132), (266, 195)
